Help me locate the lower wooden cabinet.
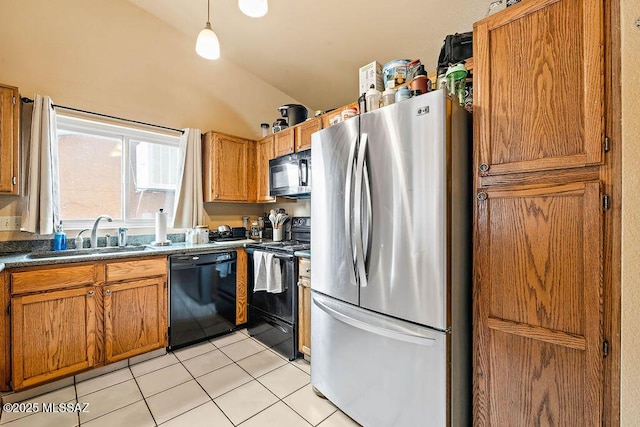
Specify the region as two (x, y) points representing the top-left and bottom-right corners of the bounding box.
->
(298, 257), (311, 357)
(8, 256), (168, 390)
(11, 286), (97, 390)
(104, 277), (167, 364)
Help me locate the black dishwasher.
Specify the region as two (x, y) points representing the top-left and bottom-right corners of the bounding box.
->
(168, 251), (237, 350)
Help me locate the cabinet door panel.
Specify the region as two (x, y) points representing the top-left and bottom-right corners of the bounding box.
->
(210, 134), (250, 202)
(298, 278), (311, 357)
(274, 128), (294, 157)
(104, 278), (167, 363)
(256, 136), (275, 202)
(474, 181), (603, 425)
(0, 84), (19, 194)
(236, 249), (248, 325)
(295, 118), (321, 152)
(12, 287), (97, 390)
(474, 0), (604, 175)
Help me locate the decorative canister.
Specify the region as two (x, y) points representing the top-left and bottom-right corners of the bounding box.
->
(195, 225), (209, 244)
(342, 107), (358, 121)
(382, 60), (411, 89)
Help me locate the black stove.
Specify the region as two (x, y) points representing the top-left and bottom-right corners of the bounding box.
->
(245, 216), (310, 360)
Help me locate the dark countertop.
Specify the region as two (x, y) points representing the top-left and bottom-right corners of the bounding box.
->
(294, 250), (311, 258)
(0, 239), (255, 271)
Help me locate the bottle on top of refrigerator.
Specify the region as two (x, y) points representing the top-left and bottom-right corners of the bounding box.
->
(365, 84), (381, 111)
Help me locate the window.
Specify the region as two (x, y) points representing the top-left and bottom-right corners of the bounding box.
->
(56, 114), (180, 229)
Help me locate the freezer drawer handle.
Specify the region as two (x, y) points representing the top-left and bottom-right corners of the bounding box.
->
(313, 297), (436, 347)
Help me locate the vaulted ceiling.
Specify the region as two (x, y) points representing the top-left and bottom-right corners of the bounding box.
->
(128, 0), (500, 112)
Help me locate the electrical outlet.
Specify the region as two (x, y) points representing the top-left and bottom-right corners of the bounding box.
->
(0, 216), (21, 231)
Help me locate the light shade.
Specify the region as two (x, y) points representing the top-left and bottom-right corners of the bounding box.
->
(195, 22), (220, 60)
(238, 0), (268, 18)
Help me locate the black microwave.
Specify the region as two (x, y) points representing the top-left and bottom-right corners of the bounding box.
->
(269, 149), (311, 198)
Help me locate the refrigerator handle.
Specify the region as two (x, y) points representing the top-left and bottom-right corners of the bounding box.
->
(313, 295), (436, 347)
(354, 133), (368, 287)
(344, 134), (358, 284)
(362, 160), (372, 265)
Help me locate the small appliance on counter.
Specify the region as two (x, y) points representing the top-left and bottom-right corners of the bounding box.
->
(277, 104), (308, 127)
(272, 118), (288, 133)
(209, 225), (247, 242)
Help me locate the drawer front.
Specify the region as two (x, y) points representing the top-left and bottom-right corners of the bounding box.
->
(11, 265), (96, 295)
(105, 257), (166, 282)
(298, 258), (311, 279)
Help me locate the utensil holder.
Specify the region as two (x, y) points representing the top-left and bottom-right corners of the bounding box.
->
(273, 228), (282, 242)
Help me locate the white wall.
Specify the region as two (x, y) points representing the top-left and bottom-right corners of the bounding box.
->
(0, 0), (307, 238)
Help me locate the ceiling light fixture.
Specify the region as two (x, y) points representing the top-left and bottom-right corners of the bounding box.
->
(195, 0), (220, 60)
(238, 0), (268, 18)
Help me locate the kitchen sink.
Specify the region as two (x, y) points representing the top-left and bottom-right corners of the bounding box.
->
(26, 245), (152, 259)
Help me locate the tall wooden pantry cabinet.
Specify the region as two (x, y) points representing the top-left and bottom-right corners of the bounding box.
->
(472, 0), (620, 424)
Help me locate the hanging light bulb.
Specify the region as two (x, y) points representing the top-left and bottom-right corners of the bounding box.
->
(238, 0), (268, 18)
(196, 0), (220, 60)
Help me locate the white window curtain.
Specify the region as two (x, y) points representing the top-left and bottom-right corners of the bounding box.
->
(172, 128), (204, 228)
(20, 95), (60, 235)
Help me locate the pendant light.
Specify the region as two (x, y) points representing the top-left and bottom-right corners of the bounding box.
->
(195, 0), (220, 60)
(238, 0), (268, 18)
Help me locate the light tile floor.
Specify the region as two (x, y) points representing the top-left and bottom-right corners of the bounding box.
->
(0, 329), (361, 427)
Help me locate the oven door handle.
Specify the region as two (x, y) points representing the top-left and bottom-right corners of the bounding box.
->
(246, 248), (295, 260)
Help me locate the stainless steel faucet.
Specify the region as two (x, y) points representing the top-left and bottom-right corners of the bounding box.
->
(90, 215), (113, 248)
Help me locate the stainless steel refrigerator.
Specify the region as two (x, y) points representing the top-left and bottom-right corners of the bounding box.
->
(310, 89), (471, 426)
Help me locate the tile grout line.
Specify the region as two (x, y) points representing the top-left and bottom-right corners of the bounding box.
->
(129, 366), (159, 427)
(174, 351), (235, 427)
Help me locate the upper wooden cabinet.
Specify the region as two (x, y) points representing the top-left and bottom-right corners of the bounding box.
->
(474, 0), (604, 176)
(256, 135), (275, 203)
(274, 127), (295, 157)
(295, 118), (322, 152)
(203, 131), (255, 202)
(273, 117), (322, 157)
(0, 84), (20, 195)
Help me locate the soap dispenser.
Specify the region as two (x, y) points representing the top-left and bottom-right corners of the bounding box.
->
(53, 221), (67, 251)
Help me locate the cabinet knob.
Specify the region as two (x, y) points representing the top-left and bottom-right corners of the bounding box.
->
(87, 290), (95, 297)
(214, 194), (219, 199)
(479, 163), (489, 172)
(105, 290), (112, 296)
(477, 192), (488, 201)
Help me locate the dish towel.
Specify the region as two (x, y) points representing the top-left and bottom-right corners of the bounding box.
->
(252, 251), (284, 293)
(216, 262), (231, 278)
(265, 253), (283, 293)
(253, 251), (268, 292)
